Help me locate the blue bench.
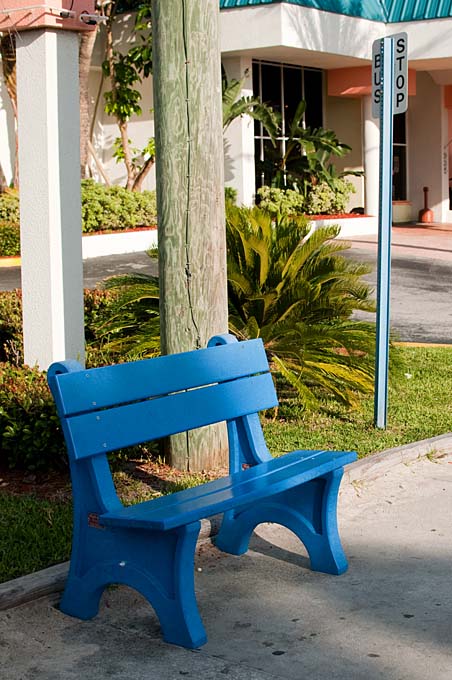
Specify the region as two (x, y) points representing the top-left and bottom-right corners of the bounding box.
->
(47, 333), (357, 649)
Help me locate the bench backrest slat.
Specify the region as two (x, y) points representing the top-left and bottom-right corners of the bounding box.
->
(54, 339), (269, 417)
(66, 372), (277, 460)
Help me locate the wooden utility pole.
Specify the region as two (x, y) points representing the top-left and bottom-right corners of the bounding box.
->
(151, 0), (229, 471)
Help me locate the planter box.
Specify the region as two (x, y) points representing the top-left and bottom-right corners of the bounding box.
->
(309, 214), (377, 238)
(392, 201), (413, 224)
(82, 227), (157, 260)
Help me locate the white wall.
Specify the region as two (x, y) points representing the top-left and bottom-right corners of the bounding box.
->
(409, 71), (444, 220)
(0, 15), (156, 192)
(222, 56), (255, 206)
(221, 4), (383, 65)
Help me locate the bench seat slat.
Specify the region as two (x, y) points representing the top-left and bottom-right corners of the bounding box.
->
(102, 449), (323, 512)
(101, 449), (356, 531)
(54, 339), (269, 416)
(67, 372), (278, 459)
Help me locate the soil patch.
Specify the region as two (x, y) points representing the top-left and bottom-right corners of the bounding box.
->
(0, 459), (226, 505)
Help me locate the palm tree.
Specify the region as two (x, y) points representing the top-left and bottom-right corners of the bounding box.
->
(95, 272), (160, 360)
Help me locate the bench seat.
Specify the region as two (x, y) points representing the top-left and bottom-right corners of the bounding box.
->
(101, 449), (356, 531)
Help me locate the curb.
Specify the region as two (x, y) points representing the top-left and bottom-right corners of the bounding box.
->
(0, 256), (20, 268)
(2, 432), (452, 612)
(0, 227), (158, 267)
(342, 431), (452, 487)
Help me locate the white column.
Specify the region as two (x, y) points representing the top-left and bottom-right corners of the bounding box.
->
(16, 30), (85, 369)
(222, 56), (255, 206)
(362, 95), (380, 217)
(440, 91), (450, 222)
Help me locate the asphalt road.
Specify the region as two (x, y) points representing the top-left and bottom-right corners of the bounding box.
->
(344, 247), (452, 344)
(0, 252), (158, 292)
(1, 246), (451, 344)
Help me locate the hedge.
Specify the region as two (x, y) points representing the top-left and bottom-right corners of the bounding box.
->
(0, 182), (158, 257)
(0, 289), (122, 470)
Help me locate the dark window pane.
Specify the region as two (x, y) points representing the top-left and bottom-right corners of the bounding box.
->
(303, 69), (323, 128)
(252, 62), (324, 188)
(261, 63), (282, 118)
(393, 112), (406, 143)
(255, 138), (264, 190)
(252, 63), (261, 136)
(393, 146), (407, 200)
(283, 66), (303, 134)
(252, 62), (260, 94)
(255, 138), (282, 189)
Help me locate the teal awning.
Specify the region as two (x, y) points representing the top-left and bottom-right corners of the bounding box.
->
(219, 0), (452, 23)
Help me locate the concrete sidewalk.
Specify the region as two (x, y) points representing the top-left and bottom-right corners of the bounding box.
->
(344, 223), (452, 263)
(2, 443), (452, 680)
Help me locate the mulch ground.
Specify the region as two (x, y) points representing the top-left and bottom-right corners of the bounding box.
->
(0, 466), (71, 501)
(0, 459), (226, 503)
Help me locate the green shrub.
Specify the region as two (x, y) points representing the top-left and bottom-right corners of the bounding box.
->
(0, 183), (158, 242)
(0, 189), (20, 226)
(0, 363), (66, 471)
(84, 288), (126, 367)
(0, 289), (120, 368)
(0, 222), (20, 257)
(81, 180), (157, 233)
(225, 186), (238, 205)
(256, 186), (305, 216)
(84, 288), (117, 343)
(304, 180), (355, 215)
(0, 288), (155, 472)
(0, 290), (23, 364)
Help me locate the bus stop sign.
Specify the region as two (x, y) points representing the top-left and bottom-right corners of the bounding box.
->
(372, 32), (407, 118)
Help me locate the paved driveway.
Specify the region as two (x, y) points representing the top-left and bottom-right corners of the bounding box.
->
(342, 236), (452, 344)
(1, 225), (451, 344)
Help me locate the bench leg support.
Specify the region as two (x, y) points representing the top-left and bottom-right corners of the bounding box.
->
(215, 469), (348, 575)
(60, 520), (207, 648)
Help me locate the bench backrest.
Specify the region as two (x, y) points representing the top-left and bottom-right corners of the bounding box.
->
(48, 335), (278, 464)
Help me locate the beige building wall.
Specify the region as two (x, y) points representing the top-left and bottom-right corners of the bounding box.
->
(408, 71), (444, 221)
(325, 95), (364, 210)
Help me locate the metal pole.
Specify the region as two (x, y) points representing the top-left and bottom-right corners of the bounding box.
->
(374, 37), (394, 429)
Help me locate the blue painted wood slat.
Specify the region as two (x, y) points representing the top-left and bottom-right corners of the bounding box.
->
(101, 448), (356, 530)
(54, 338), (269, 416)
(67, 372), (278, 459)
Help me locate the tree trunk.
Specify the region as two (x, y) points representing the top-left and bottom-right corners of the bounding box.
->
(152, 0), (229, 471)
(132, 156), (154, 192)
(79, 29), (99, 179)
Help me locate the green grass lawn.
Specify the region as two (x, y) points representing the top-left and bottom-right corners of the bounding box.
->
(0, 494), (72, 584)
(1, 346), (451, 585)
(263, 346), (452, 457)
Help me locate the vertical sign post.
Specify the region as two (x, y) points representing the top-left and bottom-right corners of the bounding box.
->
(372, 32), (407, 428)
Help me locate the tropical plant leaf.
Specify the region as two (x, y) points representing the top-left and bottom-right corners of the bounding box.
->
(222, 68), (280, 143)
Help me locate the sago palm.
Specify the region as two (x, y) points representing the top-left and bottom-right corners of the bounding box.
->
(95, 272), (160, 359)
(97, 207), (377, 408)
(226, 206), (376, 407)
